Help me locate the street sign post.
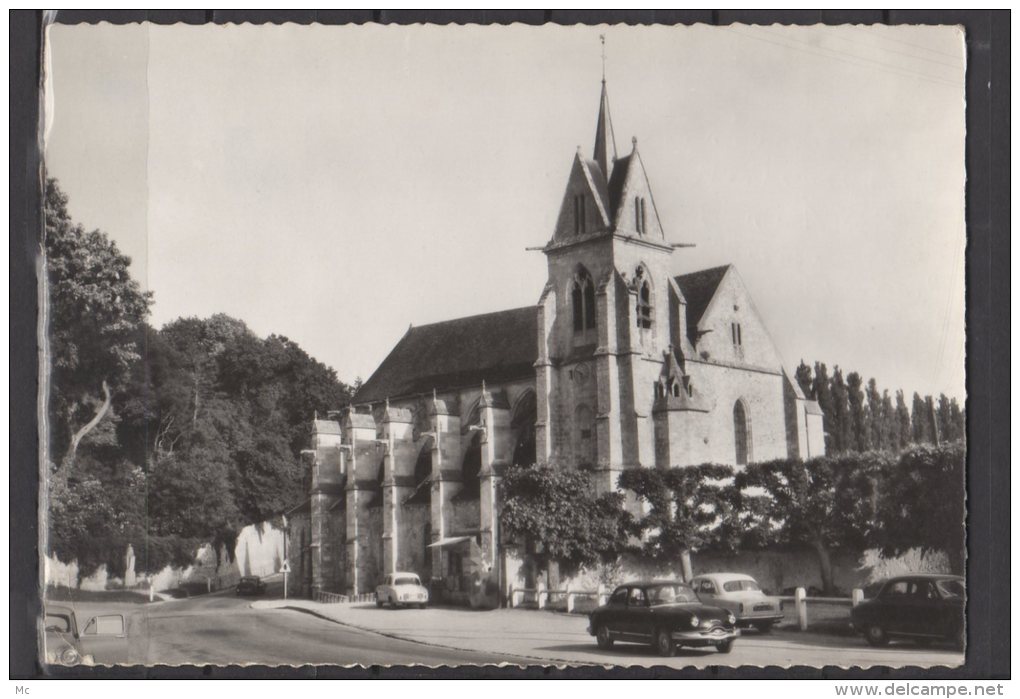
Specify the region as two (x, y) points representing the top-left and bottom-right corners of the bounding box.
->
(281, 560), (291, 599)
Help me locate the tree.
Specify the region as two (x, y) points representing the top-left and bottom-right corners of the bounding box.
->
(737, 454), (890, 594)
(877, 443), (966, 574)
(45, 178), (152, 469)
(911, 392), (932, 445)
(846, 371), (867, 452)
(619, 464), (739, 579)
(499, 464), (630, 579)
(812, 363), (834, 452)
(795, 360), (814, 399)
(865, 379), (883, 451)
(829, 367), (851, 453)
(880, 389), (897, 452)
(895, 390), (912, 449)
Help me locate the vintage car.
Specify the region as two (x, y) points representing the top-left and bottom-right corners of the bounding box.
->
(587, 580), (739, 656)
(235, 576), (267, 596)
(850, 574), (965, 648)
(375, 572), (429, 609)
(44, 604), (129, 666)
(690, 572), (785, 632)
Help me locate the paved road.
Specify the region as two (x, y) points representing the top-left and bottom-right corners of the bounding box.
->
(123, 595), (512, 666)
(55, 593), (964, 669)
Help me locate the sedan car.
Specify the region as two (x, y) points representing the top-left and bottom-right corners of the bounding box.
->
(376, 572), (429, 609)
(690, 572), (784, 632)
(587, 580), (739, 656)
(236, 576), (267, 596)
(44, 605), (128, 666)
(850, 574), (965, 648)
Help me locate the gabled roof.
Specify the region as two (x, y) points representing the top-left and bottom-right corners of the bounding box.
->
(353, 306), (538, 404)
(606, 153), (631, 217)
(675, 265), (732, 337)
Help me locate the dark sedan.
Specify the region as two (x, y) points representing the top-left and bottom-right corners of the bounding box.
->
(850, 574), (965, 648)
(236, 576), (267, 596)
(588, 581), (739, 656)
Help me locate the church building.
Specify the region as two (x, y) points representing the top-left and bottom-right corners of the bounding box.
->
(286, 78), (825, 606)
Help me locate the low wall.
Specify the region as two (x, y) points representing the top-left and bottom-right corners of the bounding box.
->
(45, 521), (288, 592)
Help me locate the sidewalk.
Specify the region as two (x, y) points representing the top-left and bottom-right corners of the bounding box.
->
(252, 599), (593, 663)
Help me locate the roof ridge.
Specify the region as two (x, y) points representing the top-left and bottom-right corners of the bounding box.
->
(407, 305), (536, 331)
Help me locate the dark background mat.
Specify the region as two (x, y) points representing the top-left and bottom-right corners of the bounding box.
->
(10, 9), (1009, 679)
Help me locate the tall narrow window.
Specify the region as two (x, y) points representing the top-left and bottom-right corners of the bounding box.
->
(571, 268), (596, 335)
(574, 194), (586, 235)
(634, 197), (647, 234)
(635, 268), (653, 330)
(734, 400), (751, 466)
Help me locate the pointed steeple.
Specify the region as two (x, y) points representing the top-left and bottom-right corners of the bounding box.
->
(593, 36), (616, 181)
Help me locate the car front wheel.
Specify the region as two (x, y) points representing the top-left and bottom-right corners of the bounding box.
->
(753, 621), (773, 634)
(864, 624), (889, 647)
(717, 639), (734, 654)
(375, 598), (383, 608)
(595, 624), (613, 650)
(654, 628), (675, 657)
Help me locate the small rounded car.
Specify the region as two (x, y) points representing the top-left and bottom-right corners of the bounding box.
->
(375, 572), (429, 609)
(45, 604), (128, 666)
(587, 580), (739, 656)
(690, 572), (785, 633)
(236, 576), (267, 596)
(850, 574), (965, 649)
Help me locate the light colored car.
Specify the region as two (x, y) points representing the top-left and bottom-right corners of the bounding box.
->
(375, 572), (429, 609)
(44, 604), (129, 666)
(690, 573), (784, 632)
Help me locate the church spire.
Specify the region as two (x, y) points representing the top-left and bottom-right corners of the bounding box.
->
(593, 35), (616, 180)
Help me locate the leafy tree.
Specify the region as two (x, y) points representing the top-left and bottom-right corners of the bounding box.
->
(846, 371), (867, 452)
(879, 389), (897, 452)
(829, 367), (851, 453)
(865, 379), (883, 450)
(795, 360), (814, 399)
(877, 442), (966, 574)
(499, 463), (630, 579)
(811, 363), (834, 452)
(911, 392), (932, 445)
(895, 390), (912, 449)
(45, 178), (152, 469)
(619, 464), (741, 579)
(737, 454), (891, 594)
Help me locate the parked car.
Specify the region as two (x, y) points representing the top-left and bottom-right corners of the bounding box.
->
(236, 576), (267, 596)
(690, 572), (784, 632)
(587, 580), (739, 656)
(376, 572), (429, 609)
(850, 574), (965, 648)
(44, 604), (129, 666)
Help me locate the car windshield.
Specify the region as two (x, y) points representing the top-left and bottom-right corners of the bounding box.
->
(647, 584), (699, 605)
(936, 579), (965, 599)
(722, 579), (761, 592)
(394, 576), (420, 586)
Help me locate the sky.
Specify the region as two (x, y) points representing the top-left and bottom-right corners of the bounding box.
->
(44, 23), (966, 402)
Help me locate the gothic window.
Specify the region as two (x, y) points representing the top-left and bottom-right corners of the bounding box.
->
(571, 268), (597, 334)
(635, 267), (653, 330)
(634, 196), (647, 234)
(733, 399), (751, 466)
(731, 322), (743, 346)
(574, 194), (586, 235)
(459, 431), (482, 500)
(510, 391), (537, 467)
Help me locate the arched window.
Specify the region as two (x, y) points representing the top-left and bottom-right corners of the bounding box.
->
(460, 431), (482, 499)
(634, 196), (647, 234)
(571, 268), (597, 334)
(510, 391), (537, 467)
(635, 267), (653, 330)
(733, 400), (751, 466)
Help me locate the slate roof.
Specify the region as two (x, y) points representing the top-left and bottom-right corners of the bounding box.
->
(313, 419), (342, 436)
(675, 265), (732, 341)
(606, 154), (632, 220)
(353, 306), (538, 404)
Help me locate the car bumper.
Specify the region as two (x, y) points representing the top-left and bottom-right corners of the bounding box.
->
(671, 627), (741, 646)
(736, 613), (784, 624)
